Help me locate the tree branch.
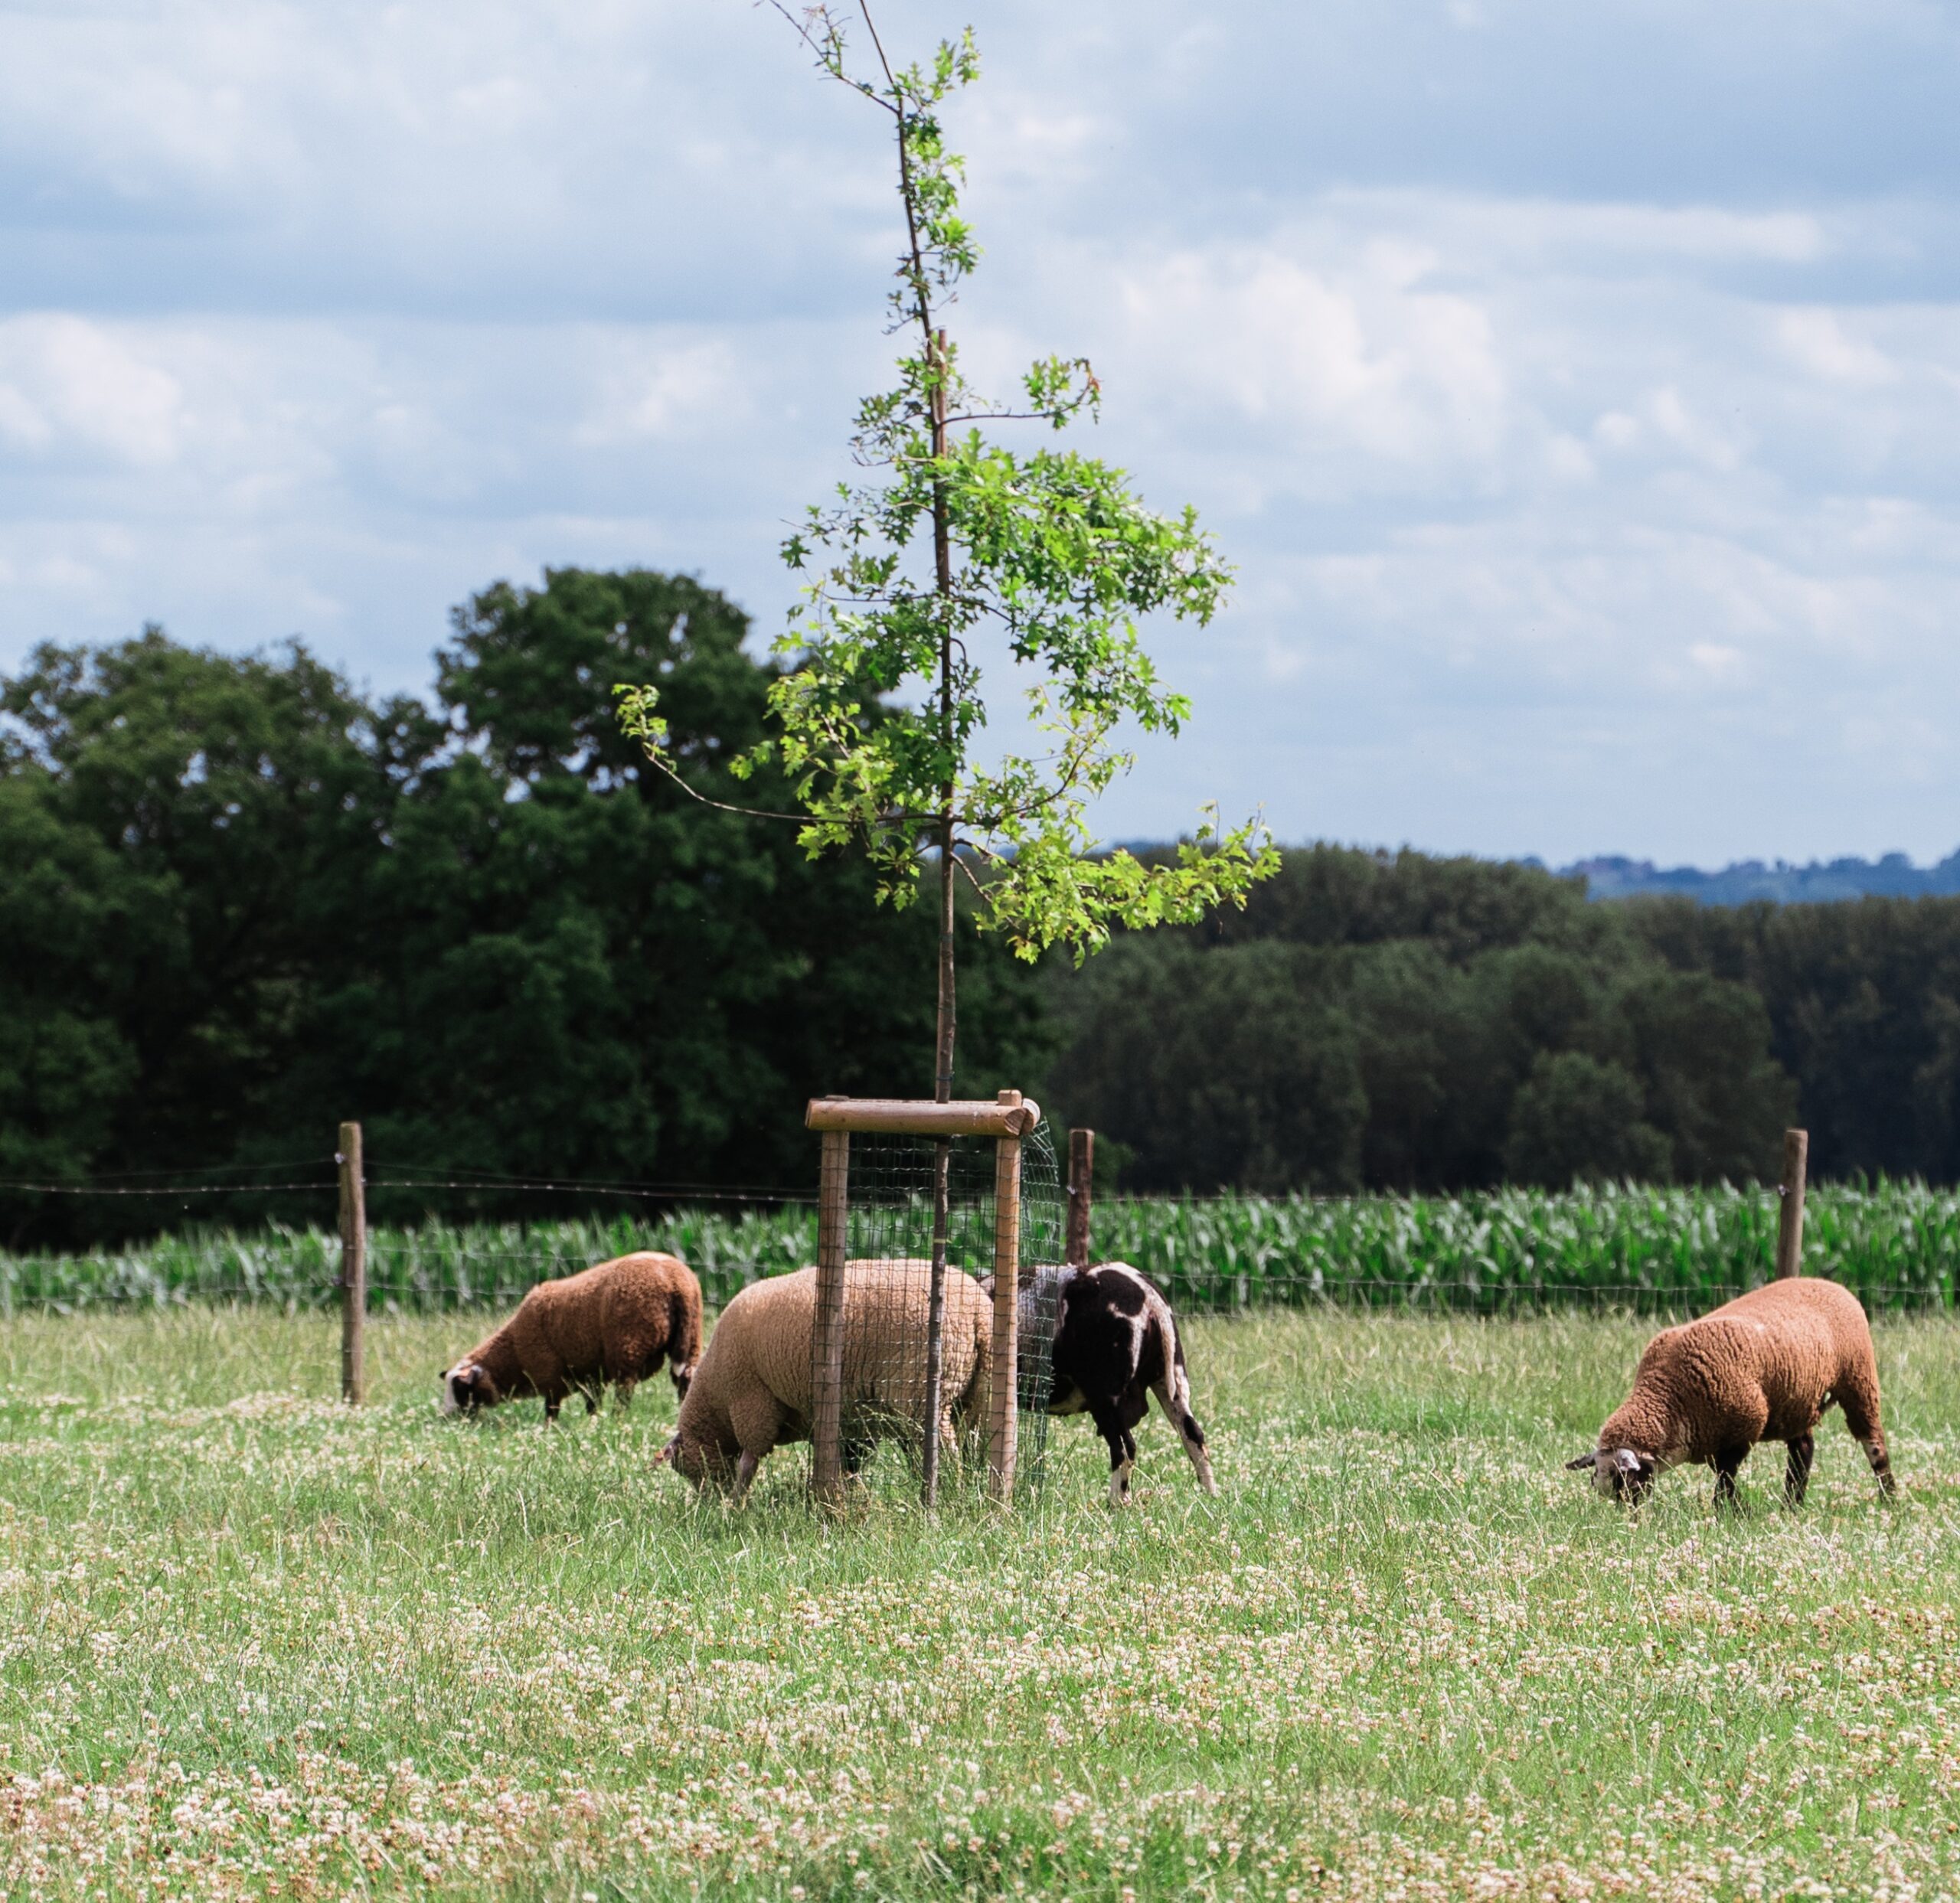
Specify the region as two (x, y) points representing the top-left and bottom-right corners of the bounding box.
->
(639, 751), (808, 824)
(763, 2), (899, 113)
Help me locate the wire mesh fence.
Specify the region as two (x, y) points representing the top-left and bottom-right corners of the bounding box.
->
(805, 1119), (1065, 1500)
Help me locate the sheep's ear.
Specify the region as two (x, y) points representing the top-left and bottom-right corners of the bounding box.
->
(1565, 1452), (1599, 1470)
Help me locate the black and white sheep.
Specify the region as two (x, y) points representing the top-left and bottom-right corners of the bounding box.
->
(996, 1260), (1217, 1505)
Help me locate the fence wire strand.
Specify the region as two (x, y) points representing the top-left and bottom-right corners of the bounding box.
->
(7, 1168), (1960, 1325)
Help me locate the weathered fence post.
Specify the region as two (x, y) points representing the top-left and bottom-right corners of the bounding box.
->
(1775, 1128), (1808, 1280)
(988, 1090), (1024, 1503)
(338, 1121), (366, 1404)
(920, 1135), (952, 1508)
(1067, 1128), (1094, 1269)
(812, 1122), (851, 1503)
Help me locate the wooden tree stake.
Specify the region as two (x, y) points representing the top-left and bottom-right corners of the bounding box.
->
(920, 1137), (952, 1509)
(812, 1127), (851, 1503)
(338, 1121), (366, 1405)
(1067, 1128), (1095, 1268)
(1775, 1128), (1808, 1280)
(988, 1090), (1024, 1502)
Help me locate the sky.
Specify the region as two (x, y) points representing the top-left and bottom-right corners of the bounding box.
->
(3, 0), (1958, 867)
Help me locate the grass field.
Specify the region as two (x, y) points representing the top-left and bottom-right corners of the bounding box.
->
(5, 1311), (1960, 1898)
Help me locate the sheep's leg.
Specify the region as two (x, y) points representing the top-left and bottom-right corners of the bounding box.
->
(1149, 1369), (1217, 1497)
(1784, 1432), (1815, 1508)
(613, 1379), (636, 1412)
(727, 1391), (786, 1507)
(1093, 1392), (1151, 1506)
(543, 1389), (564, 1425)
(1088, 1398), (1134, 1506)
(1712, 1444), (1749, 1509)
(1837, 1371), (1898, 1497)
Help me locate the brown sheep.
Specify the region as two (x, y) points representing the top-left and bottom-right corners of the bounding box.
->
(657, 1260), (991, 1502)
(1567, 1278), (1896, 1508)
(440, 1252), (703, 1423)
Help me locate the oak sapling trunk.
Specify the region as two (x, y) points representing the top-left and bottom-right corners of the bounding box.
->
(925, 328), (955, 1501)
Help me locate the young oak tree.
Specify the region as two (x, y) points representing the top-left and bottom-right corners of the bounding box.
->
(621, 3), (1275, 1503)
(621, 2), (1276, 1112)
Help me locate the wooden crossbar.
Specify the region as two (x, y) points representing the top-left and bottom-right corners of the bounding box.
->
(805, 1095), (1041, 1138)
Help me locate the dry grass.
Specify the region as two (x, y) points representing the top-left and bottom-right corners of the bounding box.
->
(2, 1307), (1958, 1898)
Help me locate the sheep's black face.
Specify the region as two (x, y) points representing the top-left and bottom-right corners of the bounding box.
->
(441, 1363), (497, 1415)
(1568, 1447), (1655, 1503)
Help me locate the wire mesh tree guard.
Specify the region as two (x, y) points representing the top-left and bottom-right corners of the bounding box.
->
(805, 1091), (1064, 1506)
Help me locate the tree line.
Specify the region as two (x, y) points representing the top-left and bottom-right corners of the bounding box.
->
(5, 566), (1958, 1242)
(1045, 845), (1960, 1195)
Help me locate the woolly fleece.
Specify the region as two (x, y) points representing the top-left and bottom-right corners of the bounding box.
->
(442, 1252), (703, 1421)
(1583, 1277), (1894, 1504)
(665, 1260), (991, 1495)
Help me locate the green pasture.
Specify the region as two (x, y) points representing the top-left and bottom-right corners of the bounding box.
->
(9, 1178), (1960, 1317)
(2, 1307), (1958, 1898)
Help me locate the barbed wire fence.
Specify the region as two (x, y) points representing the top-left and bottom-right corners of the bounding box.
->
(5, 1125), (1960, 1330)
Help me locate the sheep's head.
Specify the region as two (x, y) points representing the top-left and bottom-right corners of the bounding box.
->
(1566, 1446), (1656, 1503)
(656, 1429), (707, 1487)
(439, 1361), (500, 1415)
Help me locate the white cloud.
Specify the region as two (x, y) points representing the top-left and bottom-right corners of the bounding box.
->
(1775, 309), (1898, 385)
(0, 318), (183, 466)
(1111, 240), (1508, 472)
(4, 0), (1960, 867)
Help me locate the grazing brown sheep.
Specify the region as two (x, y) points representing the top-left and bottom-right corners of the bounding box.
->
(658, 1261), (991, 1502)
(440, 1252), (703, 1422)
(1567, 1277), (1896, 1508)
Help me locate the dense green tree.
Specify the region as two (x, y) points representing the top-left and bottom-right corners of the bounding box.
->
(1194, 843), (1608, 962)
(347, 568), (1047, 1191)
(1502, 1052), (1670, 1187)
(1628, 894), (1960, 1182)
(2, 628), (399, 1193)
(8, 628), (1955, 1233)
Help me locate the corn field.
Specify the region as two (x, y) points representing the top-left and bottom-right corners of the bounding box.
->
(5, 1181), (1960, 1316)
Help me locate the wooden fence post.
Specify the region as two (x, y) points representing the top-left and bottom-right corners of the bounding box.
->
(1067, 1128), (1094, 1269)
(920, 1136), (952, 1509)
(988, 1090), (1024, 1502)
(1774, 1128), (1808, 1280)
(812, 1125), (850, 1503)
(338, 1121), (366, 1404)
